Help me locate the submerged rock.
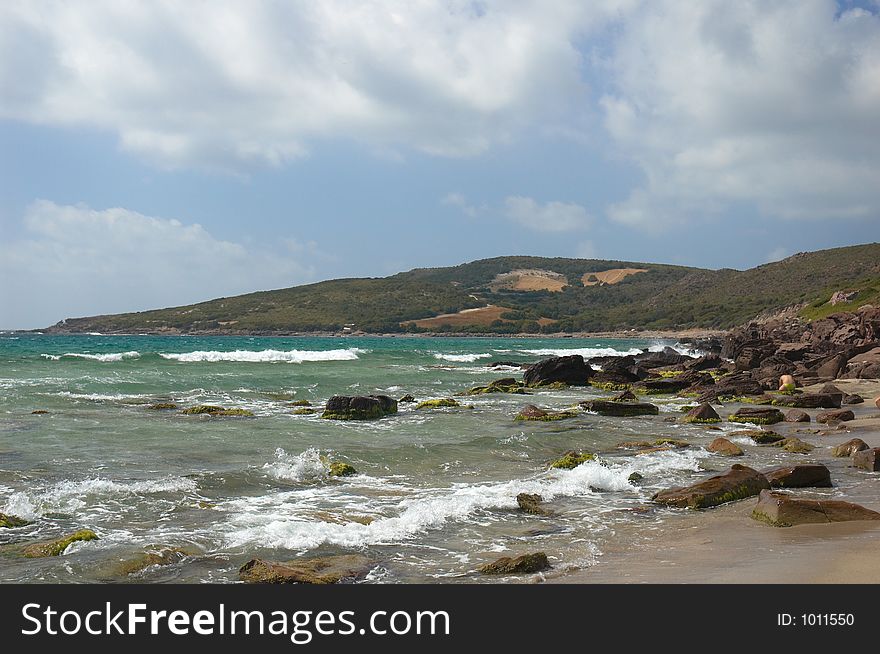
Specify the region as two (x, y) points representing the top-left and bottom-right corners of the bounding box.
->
(180, 405), (254, 417)
(291, 408), (317, 415)
(478, 552), (550, 575)
(773, 437), (815, 454)
(580, 399), (659, 417)
(239, 555), (372, 584)
(322, 395), (397, 420)
(289, 399), (312, 407)
(652, 464), (770, 509)
(466, 378), (529, 395)
(30, 410), (49, 415)
(549, 450), (595, 470)
(523, 355), (593, 387)
(763, 464), (832, 489)
(516, 493), (554, 516)
(514, 404), (577, 422)
(752, 490), (880, 527)
(0, 512), (30, 529)
(147, 402), (178, 410)
(23, 529), (99, 558)
(729, 407), (784, 425)
(707, 437), (744, 456)
(398, 394), (416, 403)
(730, 429), (785, 445)
(816, 409), (855, 424)
(416, 398), (461, 410)
(109, 547), (193, 577)
(682, 403), (721, 424)
(832, 438), (869, 457)
(852, 448), (880, 472)
(784, 409), (810, 423)
(328, 462), (358, 477)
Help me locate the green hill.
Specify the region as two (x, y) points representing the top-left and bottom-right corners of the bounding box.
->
(48, 243), (880, 334)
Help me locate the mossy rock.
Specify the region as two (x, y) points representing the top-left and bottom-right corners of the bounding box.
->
(514, 405), (578, 422)
(329, 462), (358, 477)
(550, 451), (595, 470)
(291, 408), (317, 415)
(478, 552), (550, 575)
(180, 405), (226, 415)
(618, 438), (689, 449)
(0, 512), (30, 529)
(728, 408), (784, 425)
(31, 410), (49, 415)
(465, 378), (529, 395)
(589, 381), (632, 392)
(23, 529), (98, 558)
(773, 438), (815, 454)
(533, 381), (570, 390)
(730, 429), (785, 444)
(109, 547), (193, 577)
(289, 399), (312, 407)
(214, 408), (255, 417)
(147, 403), (178, 410)
(416, 398), (460, 409)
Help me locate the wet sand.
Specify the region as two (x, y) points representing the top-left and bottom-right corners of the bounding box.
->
(552, 389), (880, 584)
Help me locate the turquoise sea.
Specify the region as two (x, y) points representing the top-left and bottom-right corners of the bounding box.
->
(0, 333), (858, 583)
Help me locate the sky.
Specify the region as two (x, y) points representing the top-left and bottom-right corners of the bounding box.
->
(1, 0), (879, 329)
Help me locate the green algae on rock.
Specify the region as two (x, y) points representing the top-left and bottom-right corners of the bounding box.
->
(322, 395), (398, 420)
(239, 555), (372, 584)
(416, 398), (461, 409)
(652, 464), (769, 509)
(550, 450), (595, 470)
(477, 552), (550, 575)
(0, 513), (30, 529)
(329, 462), (358, 477)
(23, 529), (99, 558)
(728, 407), (784, 425)
(147, 402), (178, 410)
(513, 404), (577, 422)
(682, 403), (721, 424)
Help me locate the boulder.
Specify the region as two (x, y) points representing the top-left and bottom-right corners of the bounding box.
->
(239, 555), (372, 584)
(816, 353), (849, 379)
(731, 429), (785, 444)
(416, 398), (461, 409)
(523, 355), (593, 387)
(328, 462), (357, 477)
(478, 552), (550, 575)
(852, 448), (880, 472)
(816, 409), (855, 424)
(784, 409), (810, 423)
(707, 437), (744, 456)
(842, 393), (864, 405)
(728, 407), (784, 425)
(0, 512), (30, 528)
(772, 393), (839, 409)
(683, 403), (721, 424)
(819, 384), (845, 405)
(774, 437), (815, 454)
(516, 493), (554, 516)
(832, 438), (869, 458)
(752, 490), (880, 527)
(514, 404), (577, 422)
(763, 464), (832, 489)
(23, 529), (98, 558)
(580, 399), (659, 417)
(652, 464), (770, 509)
(322, 395), (397, 420)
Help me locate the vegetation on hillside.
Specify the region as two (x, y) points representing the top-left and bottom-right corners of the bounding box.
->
(49, 244), (880, 334)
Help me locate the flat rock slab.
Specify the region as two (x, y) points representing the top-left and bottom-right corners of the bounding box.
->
(580, 400), (659, 417)
(763, 464), (832, 489)
(478, 552), (550, 575)
(772, 393), (839, 409)
(729, 407), (784, 426)
(652, 464), (770, 509)
(752, 490), (880, 527)
(852, 448), (880, 472)
(239, 555), (372, 584)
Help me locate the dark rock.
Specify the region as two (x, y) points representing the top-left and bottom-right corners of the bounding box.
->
(478, 552), (550, 575)
(706, 437), (744, 456)
(488, 361), (526, 369)
(816, 353), (849, 379)
(731, 429), (784, 444)
(628, 472), (644, 483)
(842, 393), (864, 405)
(0, 512), (30, 528)
(147, 403), (177, 410)
(523, 355), (593, 387)
(23, 529), (99, 558)
(764, 464), (832, 489)
(398, 394), (416, 403)
(752, 489), (880, 527)
(816, 409), (855, 424)
(465, 378), (529, 395)
(590, 370), (640, 388)
(683, 354), (723, 371)
(683, 403), (721, 424)
(239, 555), (372, 584)
(580, 399), (659, 417)
(652, 464), (770, 509)
(785, 409), (811, 423)
(832, 438), (869, 457)
(845, 346), (880, 379)
(322, 395), (398, 420)
(516, 493), (554, 516)
(819, 384), (845, 405)
(729, 407), (784, 425)
(772, 393), (839, 409)
(852, 448), (880, 472)
(611, 389), (639, 402)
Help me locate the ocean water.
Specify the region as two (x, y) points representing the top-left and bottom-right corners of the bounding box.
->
(0, 333), (868, 583)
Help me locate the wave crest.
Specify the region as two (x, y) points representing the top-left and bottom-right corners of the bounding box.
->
(159, 348), (364, 363)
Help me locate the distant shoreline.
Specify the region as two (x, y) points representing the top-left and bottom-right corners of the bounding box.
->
(31, 328), (727, 340)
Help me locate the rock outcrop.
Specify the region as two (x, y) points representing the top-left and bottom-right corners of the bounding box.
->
(523, 355), (593, 387)
(752, 490), (880, 527)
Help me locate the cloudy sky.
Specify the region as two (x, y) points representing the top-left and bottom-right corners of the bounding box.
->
(2, 0), (879, 328)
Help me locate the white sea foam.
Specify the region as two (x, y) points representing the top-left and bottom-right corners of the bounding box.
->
(432, 353), (493, 363)
(159, 348), (364, 363)
(56, 391), (152, 401)
(520, 347), (644, 358)
(223, 460), (637, 551)
(42, 351), (141, 362)
(3, 476), (198, 519)
(263, 448), (328, 483)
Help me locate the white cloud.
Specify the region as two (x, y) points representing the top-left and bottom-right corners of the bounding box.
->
(442, 192), (481, 217)
(601, 0), (880, 226)
(504, 196), (592, 232)
(0, 201), (315, 328)
(0, 1), (628, 172)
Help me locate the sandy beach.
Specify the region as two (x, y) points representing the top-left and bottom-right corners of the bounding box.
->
(552, 380), (880, 584)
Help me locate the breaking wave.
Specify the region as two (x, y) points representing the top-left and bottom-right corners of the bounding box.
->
(42, 351), (141, 362)
(158, 348), (365, 363)
(432, 353), (493, 363)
